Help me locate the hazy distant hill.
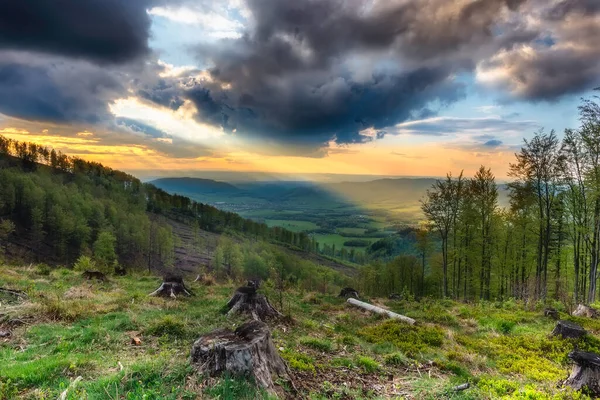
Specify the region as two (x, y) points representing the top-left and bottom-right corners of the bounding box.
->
(327, 178), (437, 207)
(151, 177), (241, 195)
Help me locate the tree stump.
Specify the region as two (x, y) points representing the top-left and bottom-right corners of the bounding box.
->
(223, 284), (282, 321)
(564, 351), (600, 395)
(82, 271), (107, 282)
(339, 287), (360, 299)
(191, 320), (293, 394)
(149, 274), (193, 298)
(551, 320), (587, 339)
(572, 304), (600, 319)
(544, 307), (559, 320)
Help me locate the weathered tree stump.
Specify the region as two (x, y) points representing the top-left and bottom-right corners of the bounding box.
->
(572, 304), (600, 319)
(551, 320), (587, 339)
(544, 307), (559, 320)
(149, 274), (193, 298)
(564, 351), (600, 395)
(223, 283), (281, 321)
(191, 320), (294, 394)
(339, 287), (360, 299)
(82, 271), (107, 281)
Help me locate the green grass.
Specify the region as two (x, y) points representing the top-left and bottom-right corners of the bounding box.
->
(265, 219), (319, 232)
(0, 264), (594, 399)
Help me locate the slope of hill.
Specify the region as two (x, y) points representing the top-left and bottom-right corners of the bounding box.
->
(0, 136), (353, 278)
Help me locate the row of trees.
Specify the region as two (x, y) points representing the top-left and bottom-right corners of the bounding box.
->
(416, 93), (600, 303)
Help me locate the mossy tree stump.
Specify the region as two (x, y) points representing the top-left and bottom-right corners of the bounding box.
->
(565, 351), (600, 395)
(551, 320), (586, 339)
(191, 320), (293, 394)
(223, 283), (282, 321)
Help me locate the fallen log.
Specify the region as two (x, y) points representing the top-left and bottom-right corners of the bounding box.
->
(191, 320), (294, 395)
(149, 274), (193, 298)
(347, 298), (416, 325)
(551, 320), (587, 339)
(572, 304), (600, 319)
(564, 351), (600, 395)
(0, 287), (28, 298)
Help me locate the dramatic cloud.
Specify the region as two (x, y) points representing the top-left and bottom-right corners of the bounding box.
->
(0, 0), (155, 64)
(143, 0), (538, 148)
(477, 0), (600, 99)
(391, 116), (539, 137)
(0, 0), (597, 157)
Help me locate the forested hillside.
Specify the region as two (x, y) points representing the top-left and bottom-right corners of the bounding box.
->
(0, 138), (322, 273)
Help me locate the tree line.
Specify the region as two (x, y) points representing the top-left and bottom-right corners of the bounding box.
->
(358, 92), (600, 304)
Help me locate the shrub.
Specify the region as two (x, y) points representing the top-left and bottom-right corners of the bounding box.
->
(35, 263), (52, 276)
(359, 320), (444, 357)
(73, 255), (96, 272)
(477, 377), (519, 397)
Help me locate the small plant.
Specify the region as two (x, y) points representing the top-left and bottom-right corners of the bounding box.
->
(355, 356), (379, 373)
(0, 379), (18, 399)
(282, 351), (316, 373)
(384, 352), (410, 367)
(300, 336), (333, 352)
(330, 357), (354, 368)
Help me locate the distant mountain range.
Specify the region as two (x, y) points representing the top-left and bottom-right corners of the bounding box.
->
(150, 176), (510, 210)
(150, 176), (439, 209)
(151, 177), (240, 195)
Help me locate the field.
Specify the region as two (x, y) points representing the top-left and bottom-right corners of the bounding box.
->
(265, 220), (319, 232)
(1, 264), (599, 399)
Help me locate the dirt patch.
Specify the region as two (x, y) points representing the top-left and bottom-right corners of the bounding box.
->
(64, 285), (94, 300)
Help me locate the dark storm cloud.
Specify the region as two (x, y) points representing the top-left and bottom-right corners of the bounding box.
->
(0, 52), (125, 124)
(0, 0), (154, 64)
(161, 0), (535, 148)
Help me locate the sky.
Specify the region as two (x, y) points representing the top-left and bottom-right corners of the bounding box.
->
(0, 0), (598, 180)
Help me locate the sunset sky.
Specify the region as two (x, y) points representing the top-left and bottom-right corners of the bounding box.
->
(0, 0), (598, 180)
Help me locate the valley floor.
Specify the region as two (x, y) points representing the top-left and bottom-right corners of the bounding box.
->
(1, 265), (598, 399)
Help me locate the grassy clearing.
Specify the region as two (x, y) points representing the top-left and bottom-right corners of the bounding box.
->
(313, 233), (377, 251)
(0, 264), (597, 399)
